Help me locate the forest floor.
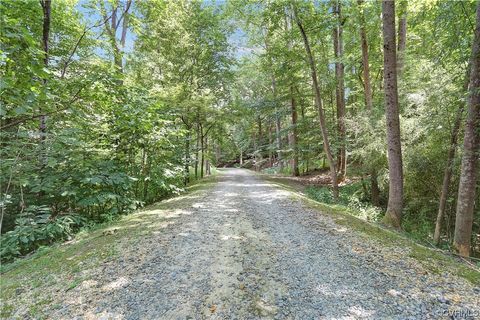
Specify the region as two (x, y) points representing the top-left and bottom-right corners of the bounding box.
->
(1, 169), (480, 319)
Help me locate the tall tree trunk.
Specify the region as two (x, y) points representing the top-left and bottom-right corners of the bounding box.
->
(333, 0), (346, 178)
(359, 0), (373, 112)
(200, 123), (204, 179)
(195, 121), (199, 180)
(39, 0), (51, 167)
(382, 0), (404, 228)
(291, 87), (299, 176)
(264, 35), (283, 171)
(434, 71), (470, 245)
(293, 7), (339, 200)
(358, 0), (380, 206)
(397, 0), (407, 75)
(273, 77), (283, 171)
(205, 136), (211, 175)
(100, 1), (130, 74)
(120, 0), (132, 49)
(184, 129), (191, 186)
(215, 142), (220, 165)
(454, 3), (480, 257)
(434, 104), (464, 245)
(268, 124), (273, 167)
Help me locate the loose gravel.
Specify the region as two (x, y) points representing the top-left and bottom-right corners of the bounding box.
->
(9, 169), (480, 319)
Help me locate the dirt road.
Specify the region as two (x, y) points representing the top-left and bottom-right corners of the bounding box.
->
(6, 169), (480, 319)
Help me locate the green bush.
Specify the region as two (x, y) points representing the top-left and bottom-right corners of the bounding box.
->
(305, 182), (382, 222)
(0, 206), (86, 263)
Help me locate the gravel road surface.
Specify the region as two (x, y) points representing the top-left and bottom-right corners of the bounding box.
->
(18, 169), (480, 319)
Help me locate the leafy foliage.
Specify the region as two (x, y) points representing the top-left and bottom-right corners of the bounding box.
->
(0, 0), (232, 262)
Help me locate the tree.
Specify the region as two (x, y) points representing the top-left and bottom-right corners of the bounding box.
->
(382, 0), (404, 228)
(433, 75), (469, 245)
(454, 2), (480, 257)
(290, 86), (300, 176)
(39, 0), (51, 166)
(358, 0), (380, 206)
(293, 5), (339, 200)
(333, 0), (346, 178)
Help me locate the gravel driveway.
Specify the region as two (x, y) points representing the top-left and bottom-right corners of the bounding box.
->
(32, 169), (480, 319)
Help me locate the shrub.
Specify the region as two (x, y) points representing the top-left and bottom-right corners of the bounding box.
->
(0, 206), (86, 263)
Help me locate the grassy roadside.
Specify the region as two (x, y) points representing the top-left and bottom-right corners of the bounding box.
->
(257, 172), (480, 286)
(0, 174), (219, 319)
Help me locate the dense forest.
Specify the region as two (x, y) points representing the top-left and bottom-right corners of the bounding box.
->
(1, 0), (479, 264)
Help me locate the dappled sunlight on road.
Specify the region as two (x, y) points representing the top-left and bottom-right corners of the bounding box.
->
(41, 169), (480, 319)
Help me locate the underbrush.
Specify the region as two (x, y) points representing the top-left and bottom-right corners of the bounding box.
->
(0, 207), (87, 263)
(0, 167), (215, 264)
(305, 183), (382, 222)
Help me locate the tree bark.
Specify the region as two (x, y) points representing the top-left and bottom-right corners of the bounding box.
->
(120, 0), (132, 49)
(291, 87), (300, 176)
(184, 128), (191, 186)
(434, 104), (464, 245)
(293, 7), (339, 200)
(358, 0), (380, 206)
(434, 70), (470, 245)
(215, 142), (220, 165)
(100, 1), (127, 74)
(200, 123), (204, 178)
(195, 120), (199, 180)
(359, 0), (373, 112)
(333, 0), (346, 178)
(454, 3), (480, 257)
(264, 35), (283, 171)
(205, 136), (210, 175)
(272, 77), (283, 171)
(268, 124), (273, 167)
(39, 0), (51, 166)
(382, 0), (404, 228)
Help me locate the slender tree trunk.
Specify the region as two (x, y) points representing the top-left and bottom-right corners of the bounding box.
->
(359, 0), (373, 112)
(333, 0), (346, 178)
(291, 87), (299, 176)
(253, 131), (258, 171)
(358, 0), (380, 206)
(293, 7), (339, 200)
(184, 129), (191, 186)
(268, 124), (273, 167)
(434, 104), (464, 245)
(39, 0), (51, 167)
(397, 0), (407, 75)
(215, 142), (220, 165)
(454, 3), (480, 257)
(264, 34), (283, 171)
(205, 136), (210, 175)
(200, 123), (204, 179)
(195, 121), (199, 179)
(100, 1), (129, 74)
(120, 0), (132, 49)
(382, 0), (404, 228)
(240, 149), (243, 166)
(434, 71), (470, 245)
(273, 77), (283, 171)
